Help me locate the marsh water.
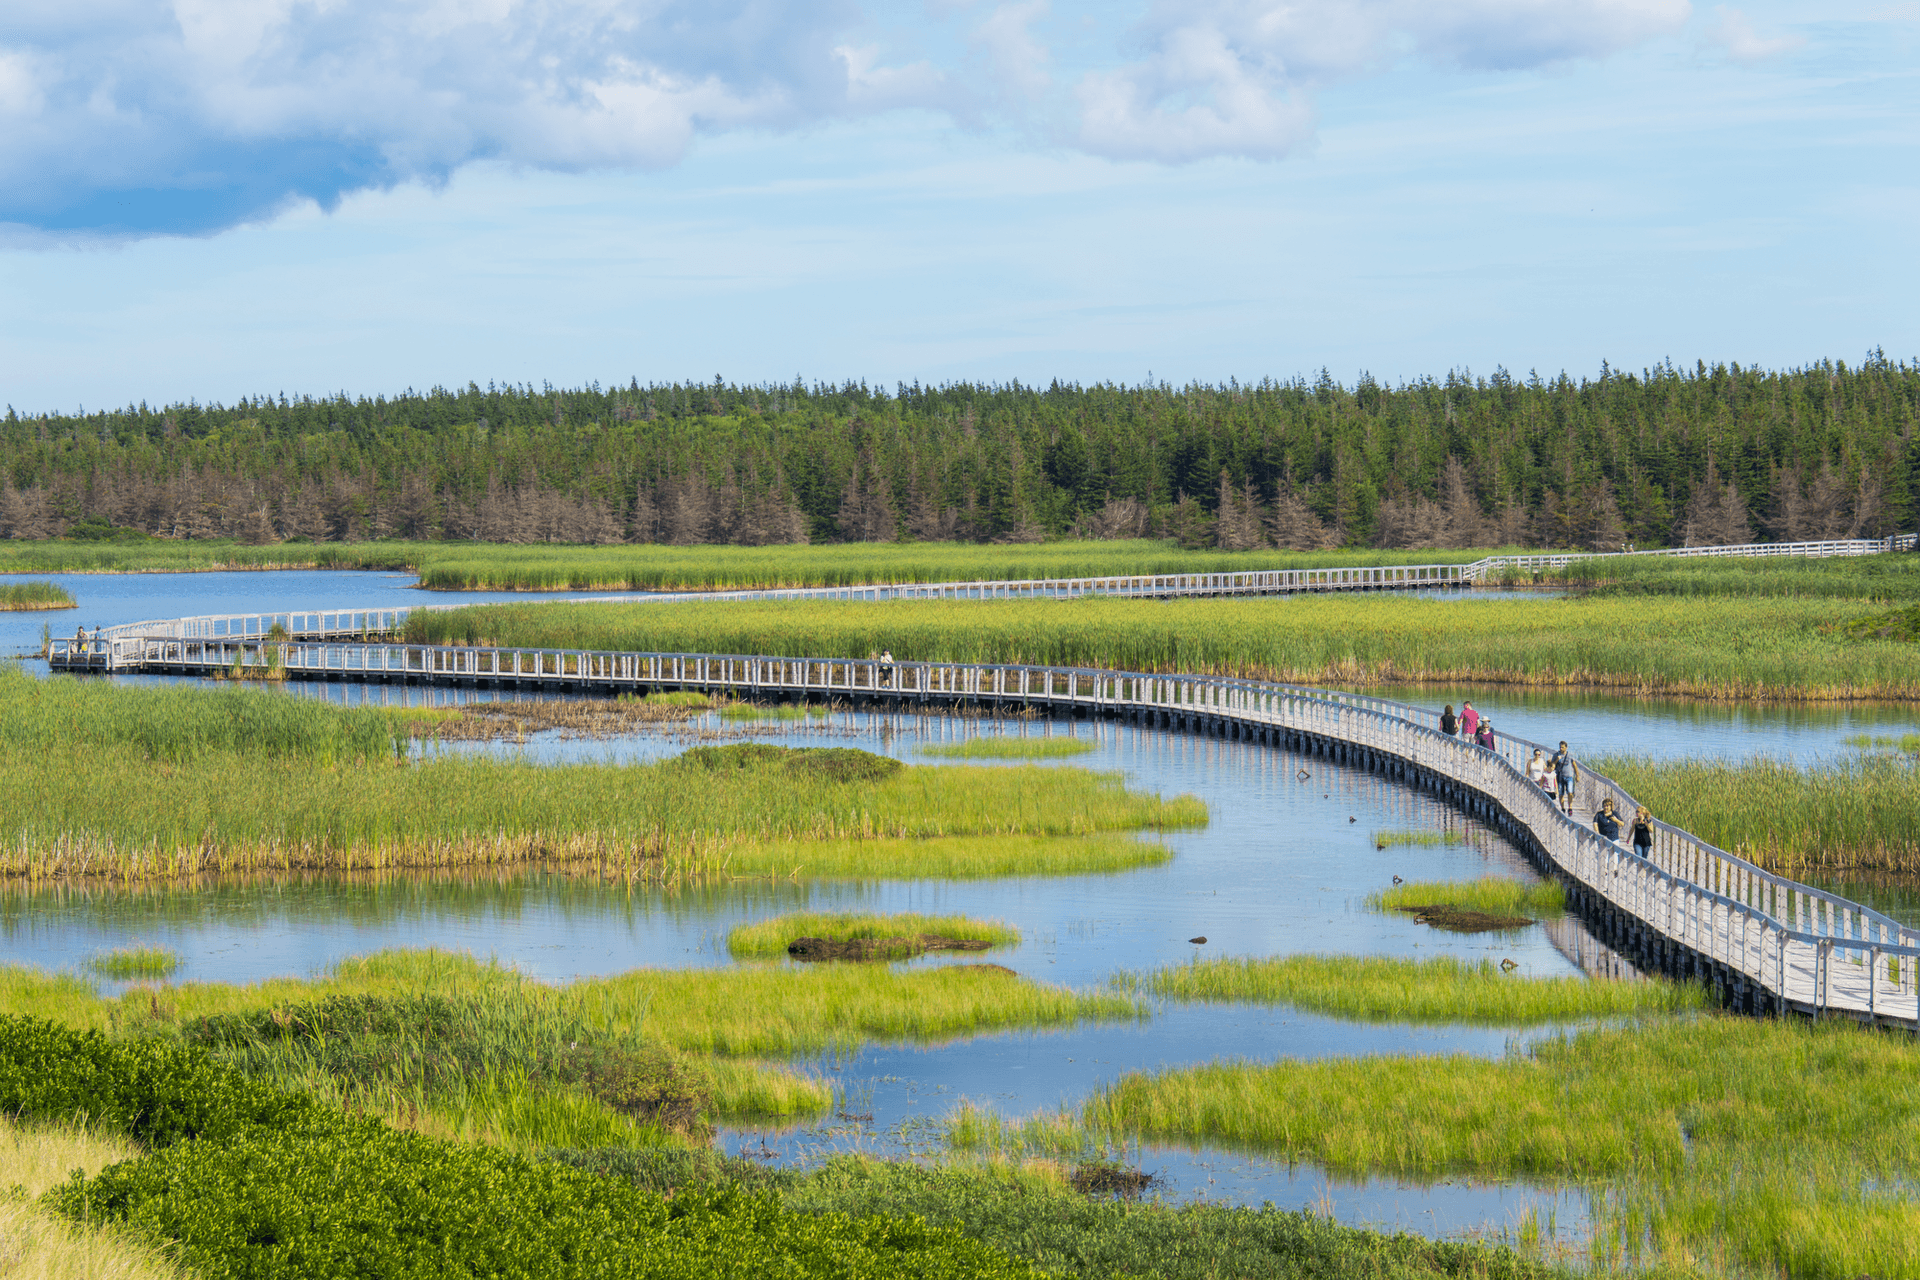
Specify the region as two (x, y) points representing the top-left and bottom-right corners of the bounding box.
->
(7, 569), (1919, 1249)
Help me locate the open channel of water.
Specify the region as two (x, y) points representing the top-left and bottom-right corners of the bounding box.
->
(6, 568), (1918, 1249)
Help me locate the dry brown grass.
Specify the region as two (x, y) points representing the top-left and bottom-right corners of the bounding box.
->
(0, 1117), (186, 1280)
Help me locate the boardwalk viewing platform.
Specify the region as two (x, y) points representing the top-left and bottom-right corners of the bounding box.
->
(43, 532), (1920, 1029)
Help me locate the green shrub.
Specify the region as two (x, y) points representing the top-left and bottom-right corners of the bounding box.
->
(50, 1125), (1036, 1279)
(0, 1014), (328, 1147)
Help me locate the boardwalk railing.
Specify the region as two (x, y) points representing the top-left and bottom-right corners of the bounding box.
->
(50, 628), (1920, 1028)
(49, 532), (1918, 669)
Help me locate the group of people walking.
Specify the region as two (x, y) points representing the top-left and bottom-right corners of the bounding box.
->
(1438, 701), (1655, 858)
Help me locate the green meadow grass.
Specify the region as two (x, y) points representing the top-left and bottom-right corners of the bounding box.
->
(0, 675), (1204, 878)
(83, 947), (181, 980)
(0, 580), (74, 610)
(1595, 752), (1920, 873)
(727, 912), (1021, 958)
(918, 738), (1096, 760)
(1124, 955), (1699, 1023)
(407, 591), (1920, 699)
(1081, 1014), (1918, 1278)
(1367, 877), (1566, 916)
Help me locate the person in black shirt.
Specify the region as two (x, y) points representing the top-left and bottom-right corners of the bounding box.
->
(1631, 806), (1654, 858)
(1593, 798), (1622, 843)
(1440, 705), (1458, 736)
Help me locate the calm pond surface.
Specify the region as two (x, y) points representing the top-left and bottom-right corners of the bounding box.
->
(4, 568), (1910, 1246)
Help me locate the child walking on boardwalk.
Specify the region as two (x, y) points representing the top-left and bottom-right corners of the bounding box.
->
(1631, 806), (1655, 858)
(1550, 741), (1579, 816)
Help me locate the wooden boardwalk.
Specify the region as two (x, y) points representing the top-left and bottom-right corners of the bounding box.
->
(43, 535), (1920, 1026)
(51, 630), (1920, 1029)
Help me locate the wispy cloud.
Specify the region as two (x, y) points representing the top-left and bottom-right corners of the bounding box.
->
(1699, 5), (1806, 64)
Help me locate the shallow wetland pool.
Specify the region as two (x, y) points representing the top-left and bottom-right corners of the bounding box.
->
(7, 569), (1920, 1251)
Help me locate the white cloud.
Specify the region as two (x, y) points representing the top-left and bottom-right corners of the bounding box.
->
(1700, 5), (1806, 64)
(0, 0), (1702, 232)
(1072, 0), (1692, 162)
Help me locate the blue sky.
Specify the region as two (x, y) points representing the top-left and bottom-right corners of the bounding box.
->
(0, 1), (1913, 411)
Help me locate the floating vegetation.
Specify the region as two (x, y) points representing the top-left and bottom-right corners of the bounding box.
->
(727, 912), (1020, 960)
(1370, 829), (1472, 850)
(407, 592), (1920, 700)
(83, 947), (181, 980)
(1596, 752), (1920, 873)
(1122, 954), (1698, 1023)
(919, 738), (1096, 760)
(0, 581), (75, 611)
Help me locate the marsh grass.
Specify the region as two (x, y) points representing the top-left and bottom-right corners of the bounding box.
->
(0, 581), (74, 611)
(727, 912), (1020, 958)
(718, 833), (1174, 879)
(1537, 550), (1920, 602)
(1124, 954), (1698, 1023)
(918, 738), (1096, 760)
(1082, 1013), (1916, 1278)
(718, 701), (830, 721)
(408, 591), (1920, 699)
(0, 677), (1203, 879)
(1596, 752), (1920, 873)
(1842, 731), (1920, 752)
(82, 948), (180, 980)
(1367, 878), (1565, 916)
(944, 1102), (1110, 1161)
(0, 966), (109, 1031)
(0, 1115), (187, 1280)
(1370, 829), (1464, 849)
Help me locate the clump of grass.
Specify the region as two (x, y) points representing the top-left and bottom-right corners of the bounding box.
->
(919, 738), (1096, 760)
(1367, 877), (1565, 916)
(945, 1101), (1104, 1159)
(1596, 751), (1920, 873)
(84, 947), (181, 980)
(1125, 954), (1695, 1023)
(667, 743), (901, 783)
(0, 580), (75, 611)
(723, 833), (1175, 879)
(727, 912), (1020, 958)
(1083, 1013), (1917, 1279)
(0, 964), (109, 1030)
(1841, 731), (1920, 753)
(718, 700), (830, 721)
(641, 690), (716, 708)
(1371, 829), (1473, 850)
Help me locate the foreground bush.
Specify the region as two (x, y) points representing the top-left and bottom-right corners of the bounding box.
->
(3, 1016), (1037, 1279)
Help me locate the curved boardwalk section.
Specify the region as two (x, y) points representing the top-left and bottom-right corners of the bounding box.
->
(51, 621), (1920, 1029)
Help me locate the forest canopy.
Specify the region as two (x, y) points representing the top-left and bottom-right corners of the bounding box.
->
(3, 353), (1915, 552)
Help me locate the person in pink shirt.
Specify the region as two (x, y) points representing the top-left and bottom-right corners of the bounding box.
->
(1459, 701), (1479, 739)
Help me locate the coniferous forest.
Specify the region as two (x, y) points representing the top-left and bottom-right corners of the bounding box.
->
(3, 353), (1916, 551)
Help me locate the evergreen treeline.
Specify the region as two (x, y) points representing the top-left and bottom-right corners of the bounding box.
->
(4, 353), (1916, 550)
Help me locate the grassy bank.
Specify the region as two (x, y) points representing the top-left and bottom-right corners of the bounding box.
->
(0, 580), (74, 610)
(1596, 752), (1920, 873)
(1124, 954), (1701, 1023)
(1, 673), (1200, 879)
(1083, 1014), (1919, 1277)
(407, 592), (1920, 700)
(727, 912), (1020, 958)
